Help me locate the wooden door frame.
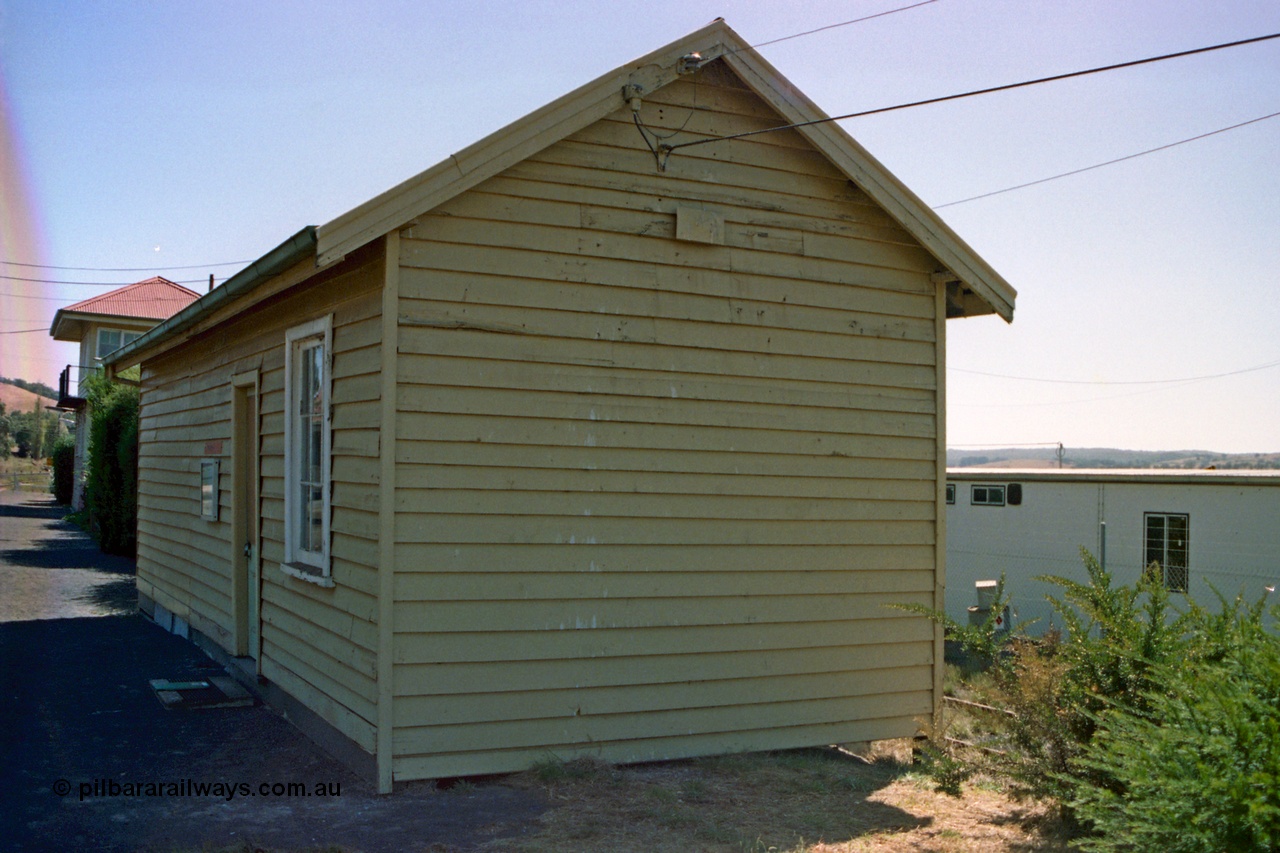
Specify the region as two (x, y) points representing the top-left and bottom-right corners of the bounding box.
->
(230, 370), (261, 664)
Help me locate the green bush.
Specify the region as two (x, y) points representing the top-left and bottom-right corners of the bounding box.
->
(83, 374), (139, 556)
(916, 552), (1280, 849)
(1070, 597), (1280, 852)
(913, 553), (1189, 806)
(51, 435), (76, 504)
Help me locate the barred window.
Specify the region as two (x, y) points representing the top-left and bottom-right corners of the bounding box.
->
(1144, 513), (1189, 593)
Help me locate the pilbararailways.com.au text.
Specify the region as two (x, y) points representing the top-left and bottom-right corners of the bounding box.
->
(57, 778), (341, 802)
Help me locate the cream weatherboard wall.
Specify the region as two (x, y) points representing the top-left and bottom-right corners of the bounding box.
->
(108, 19), (1016, 792)
(386, 59), (945, 780)
(134, 245), (386, 754)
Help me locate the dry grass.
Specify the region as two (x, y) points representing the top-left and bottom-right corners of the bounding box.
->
(477, 742), (1073, 853)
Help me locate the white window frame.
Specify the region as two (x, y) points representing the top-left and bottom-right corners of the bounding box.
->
(199, 459), (220, 521)
(1144, 512), (1189, 593)
(96, 328), (142, 360)
(282, 316), (333, 585)
(971, 484), (1006, 506)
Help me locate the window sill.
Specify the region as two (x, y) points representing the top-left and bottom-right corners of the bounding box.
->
(280, 562), (335, 588)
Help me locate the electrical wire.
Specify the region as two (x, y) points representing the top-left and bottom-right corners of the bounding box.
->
(661, 31), (1280, 159)
(746, 0), (941, 50)
(0, 274), (207, 287)
(0, 259), (249, 272)
(949, 442), (1063, 448)
(936, 109), (1280, 208)
(0, 291), (120, 302)
(951, 358), (1280, 386)
(0, 328), (47, 335)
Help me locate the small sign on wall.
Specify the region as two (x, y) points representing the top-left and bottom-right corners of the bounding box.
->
(675, 206), (725, 245)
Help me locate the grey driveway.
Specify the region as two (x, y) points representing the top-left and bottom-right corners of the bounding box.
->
(0, 490), (548, 852)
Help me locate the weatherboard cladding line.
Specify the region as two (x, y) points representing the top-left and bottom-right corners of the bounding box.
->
(385, 58), (945, 776)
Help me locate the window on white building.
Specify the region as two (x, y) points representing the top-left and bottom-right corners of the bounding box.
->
(971, 484), (1005, 506)
(96, 328), (141, 359)
(1144, 512), (1189, 593)
(283, 317), (332, 582)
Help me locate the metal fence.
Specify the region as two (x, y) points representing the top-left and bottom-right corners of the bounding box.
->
(2, 471), (53, 493)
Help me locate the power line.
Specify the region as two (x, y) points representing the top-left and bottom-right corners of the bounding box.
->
(662, 31), (1280, 160)
(949, 442), (1062, 448)
(950, 358), (1280, 386)
(747, 0), (941, 50)
(0, 259), (249, 272)
(0, 292), (108, 302)
(0, 273), (207, 288)
(0, 328), (47, 335)
(936, 109), (1280, 208)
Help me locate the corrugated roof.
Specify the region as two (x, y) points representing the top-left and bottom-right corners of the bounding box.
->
(60, 276), (201, 320)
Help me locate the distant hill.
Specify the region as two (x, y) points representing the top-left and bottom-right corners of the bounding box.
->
(948, 447), (1280, 470)
(0, 382), (57, 414)
(0, 376), (57, 401)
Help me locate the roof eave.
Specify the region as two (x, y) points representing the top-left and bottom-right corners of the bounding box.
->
(315, 19), (735, 266)
(102, 227), (318, 370)
(715, 46), (1016, 322)
(316, 18), (1014, 321)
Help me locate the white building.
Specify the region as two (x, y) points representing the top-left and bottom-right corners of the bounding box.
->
(945, 468), (1280, 633)
(50, 277), (199, 509)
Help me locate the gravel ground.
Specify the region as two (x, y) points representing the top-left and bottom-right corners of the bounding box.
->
(0, 489), (549, 852)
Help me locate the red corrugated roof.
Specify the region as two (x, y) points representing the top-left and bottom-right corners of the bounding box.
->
(61, 276), (201, 320)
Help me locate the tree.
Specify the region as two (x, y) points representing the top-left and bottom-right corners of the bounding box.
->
(82, 371), (139, 555)
(0, 401), (9, 459)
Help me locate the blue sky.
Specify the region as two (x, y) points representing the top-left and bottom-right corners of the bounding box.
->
(2, 1), (1277, 452)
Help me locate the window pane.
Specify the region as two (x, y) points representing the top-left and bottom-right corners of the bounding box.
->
(1167, 516), (1188, 567)
(1145, 515), (1165, 569)
(307, 484), (324, 552)
(97, 329), (122, 358)
(298, 484), (313, 551)
(292, 334), (326, 559)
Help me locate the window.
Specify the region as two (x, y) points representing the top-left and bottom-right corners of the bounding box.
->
(96, 328), (141, 359)
(283, 317), (332, 582)
(971, 484), (1005, 506)
(945, 483), (955, 505)
(200, 459), (219, 521)
(1144, 513), (1189, 593)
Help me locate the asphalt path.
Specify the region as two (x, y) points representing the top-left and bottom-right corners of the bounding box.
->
(0, 489), (549, 852)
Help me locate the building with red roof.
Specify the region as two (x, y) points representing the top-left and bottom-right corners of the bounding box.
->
(50, 276), (201, 508)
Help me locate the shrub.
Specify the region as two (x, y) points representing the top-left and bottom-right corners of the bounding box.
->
(83, 374), (139, 556)
(910, 553), (1190, 807)
(51, 435), (76, 504)
(1069, 598), (1280, 852)
(914, 551), (1280, 849)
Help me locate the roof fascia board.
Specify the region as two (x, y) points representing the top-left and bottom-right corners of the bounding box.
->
(51, 309), (170, 338)
(315, 20), (732, 265)
(946, 468), (1280, 487)
(103, 227), (318, 371)
(717, 45), (1016, 322)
